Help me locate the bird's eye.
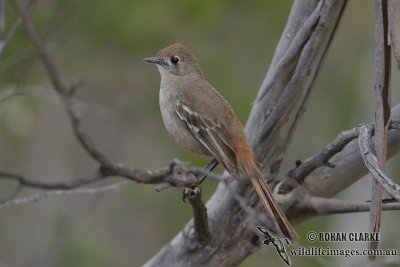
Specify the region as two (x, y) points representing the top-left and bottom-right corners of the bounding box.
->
(170, 56), (180, 64)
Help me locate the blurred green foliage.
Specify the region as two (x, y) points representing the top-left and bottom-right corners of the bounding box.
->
(0, 1), (399, 267)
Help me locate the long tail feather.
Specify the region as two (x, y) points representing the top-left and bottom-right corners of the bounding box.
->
(237, 146), (299, 241)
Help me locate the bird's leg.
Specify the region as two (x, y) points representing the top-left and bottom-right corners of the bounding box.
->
(198, 158), (219, 184)
(182, 158), (219, 202)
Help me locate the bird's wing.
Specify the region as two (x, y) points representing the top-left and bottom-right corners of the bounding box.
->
(175, 101), (238, 174)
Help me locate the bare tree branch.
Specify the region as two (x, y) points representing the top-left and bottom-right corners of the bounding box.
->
(155, 159), (219, 192)
(390, 121), (400, 130)
(248, 0), (325, 165)
(388, 0), (400, 68)
(300, 195), (400, 216)
(256, 1), (323, 104)
(278, 120), (400, 194)
(303, 104), (400, 199)
(0, 0), (34, 56)
(0, 161), (221, 244)
(0, 17), (21, 56)
(0, 163), (195, 190)
(0, 169), (105, 190)
(0, 160), (233, 195)
(0, 0), (6, 44)
(278, 127), (359, 193)
(358, 124), (400, 201)
(0, 87), (27, 103)
(183, 186), (210, 246)
(369, 0), (391, 254)
(0, 180), (130, 209)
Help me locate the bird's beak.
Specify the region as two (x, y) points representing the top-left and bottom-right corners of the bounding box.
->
(143, 56), (166, 66)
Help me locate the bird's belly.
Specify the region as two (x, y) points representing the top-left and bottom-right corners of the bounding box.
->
(159, 97), (211, 157)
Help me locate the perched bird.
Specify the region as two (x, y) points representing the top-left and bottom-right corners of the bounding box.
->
(144, 43), (298, 240)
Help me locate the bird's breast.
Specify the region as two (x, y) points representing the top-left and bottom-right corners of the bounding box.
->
(159, 85), (211, 157)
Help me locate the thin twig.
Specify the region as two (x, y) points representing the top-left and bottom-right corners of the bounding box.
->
(0, 0), (34, 56)
(0, 18), (21, 56)
(0, 161), (203, 191)
(0, 87), (27, 103)
(0, 0), (6, 40)
(0, 183), (21, 203)
(0, 180), (130, 209)
(0, 169), (106, 190)
(303, 195), (400, 215)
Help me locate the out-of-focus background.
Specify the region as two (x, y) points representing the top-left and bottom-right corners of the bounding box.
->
(0, 1), (399, 266)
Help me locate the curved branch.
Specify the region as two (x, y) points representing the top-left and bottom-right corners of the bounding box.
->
(278, 120), (400, 194)
(358, 124), (400, 201)
(303, 104), (400, 199)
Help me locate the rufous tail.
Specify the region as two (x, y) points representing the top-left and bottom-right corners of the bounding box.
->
(236, 146), (299, 241)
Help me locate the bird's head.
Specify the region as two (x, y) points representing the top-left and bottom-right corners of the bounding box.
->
(144, 43), (204, 80)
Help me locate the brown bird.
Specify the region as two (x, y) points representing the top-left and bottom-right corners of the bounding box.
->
(144, 43), (298, 240)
